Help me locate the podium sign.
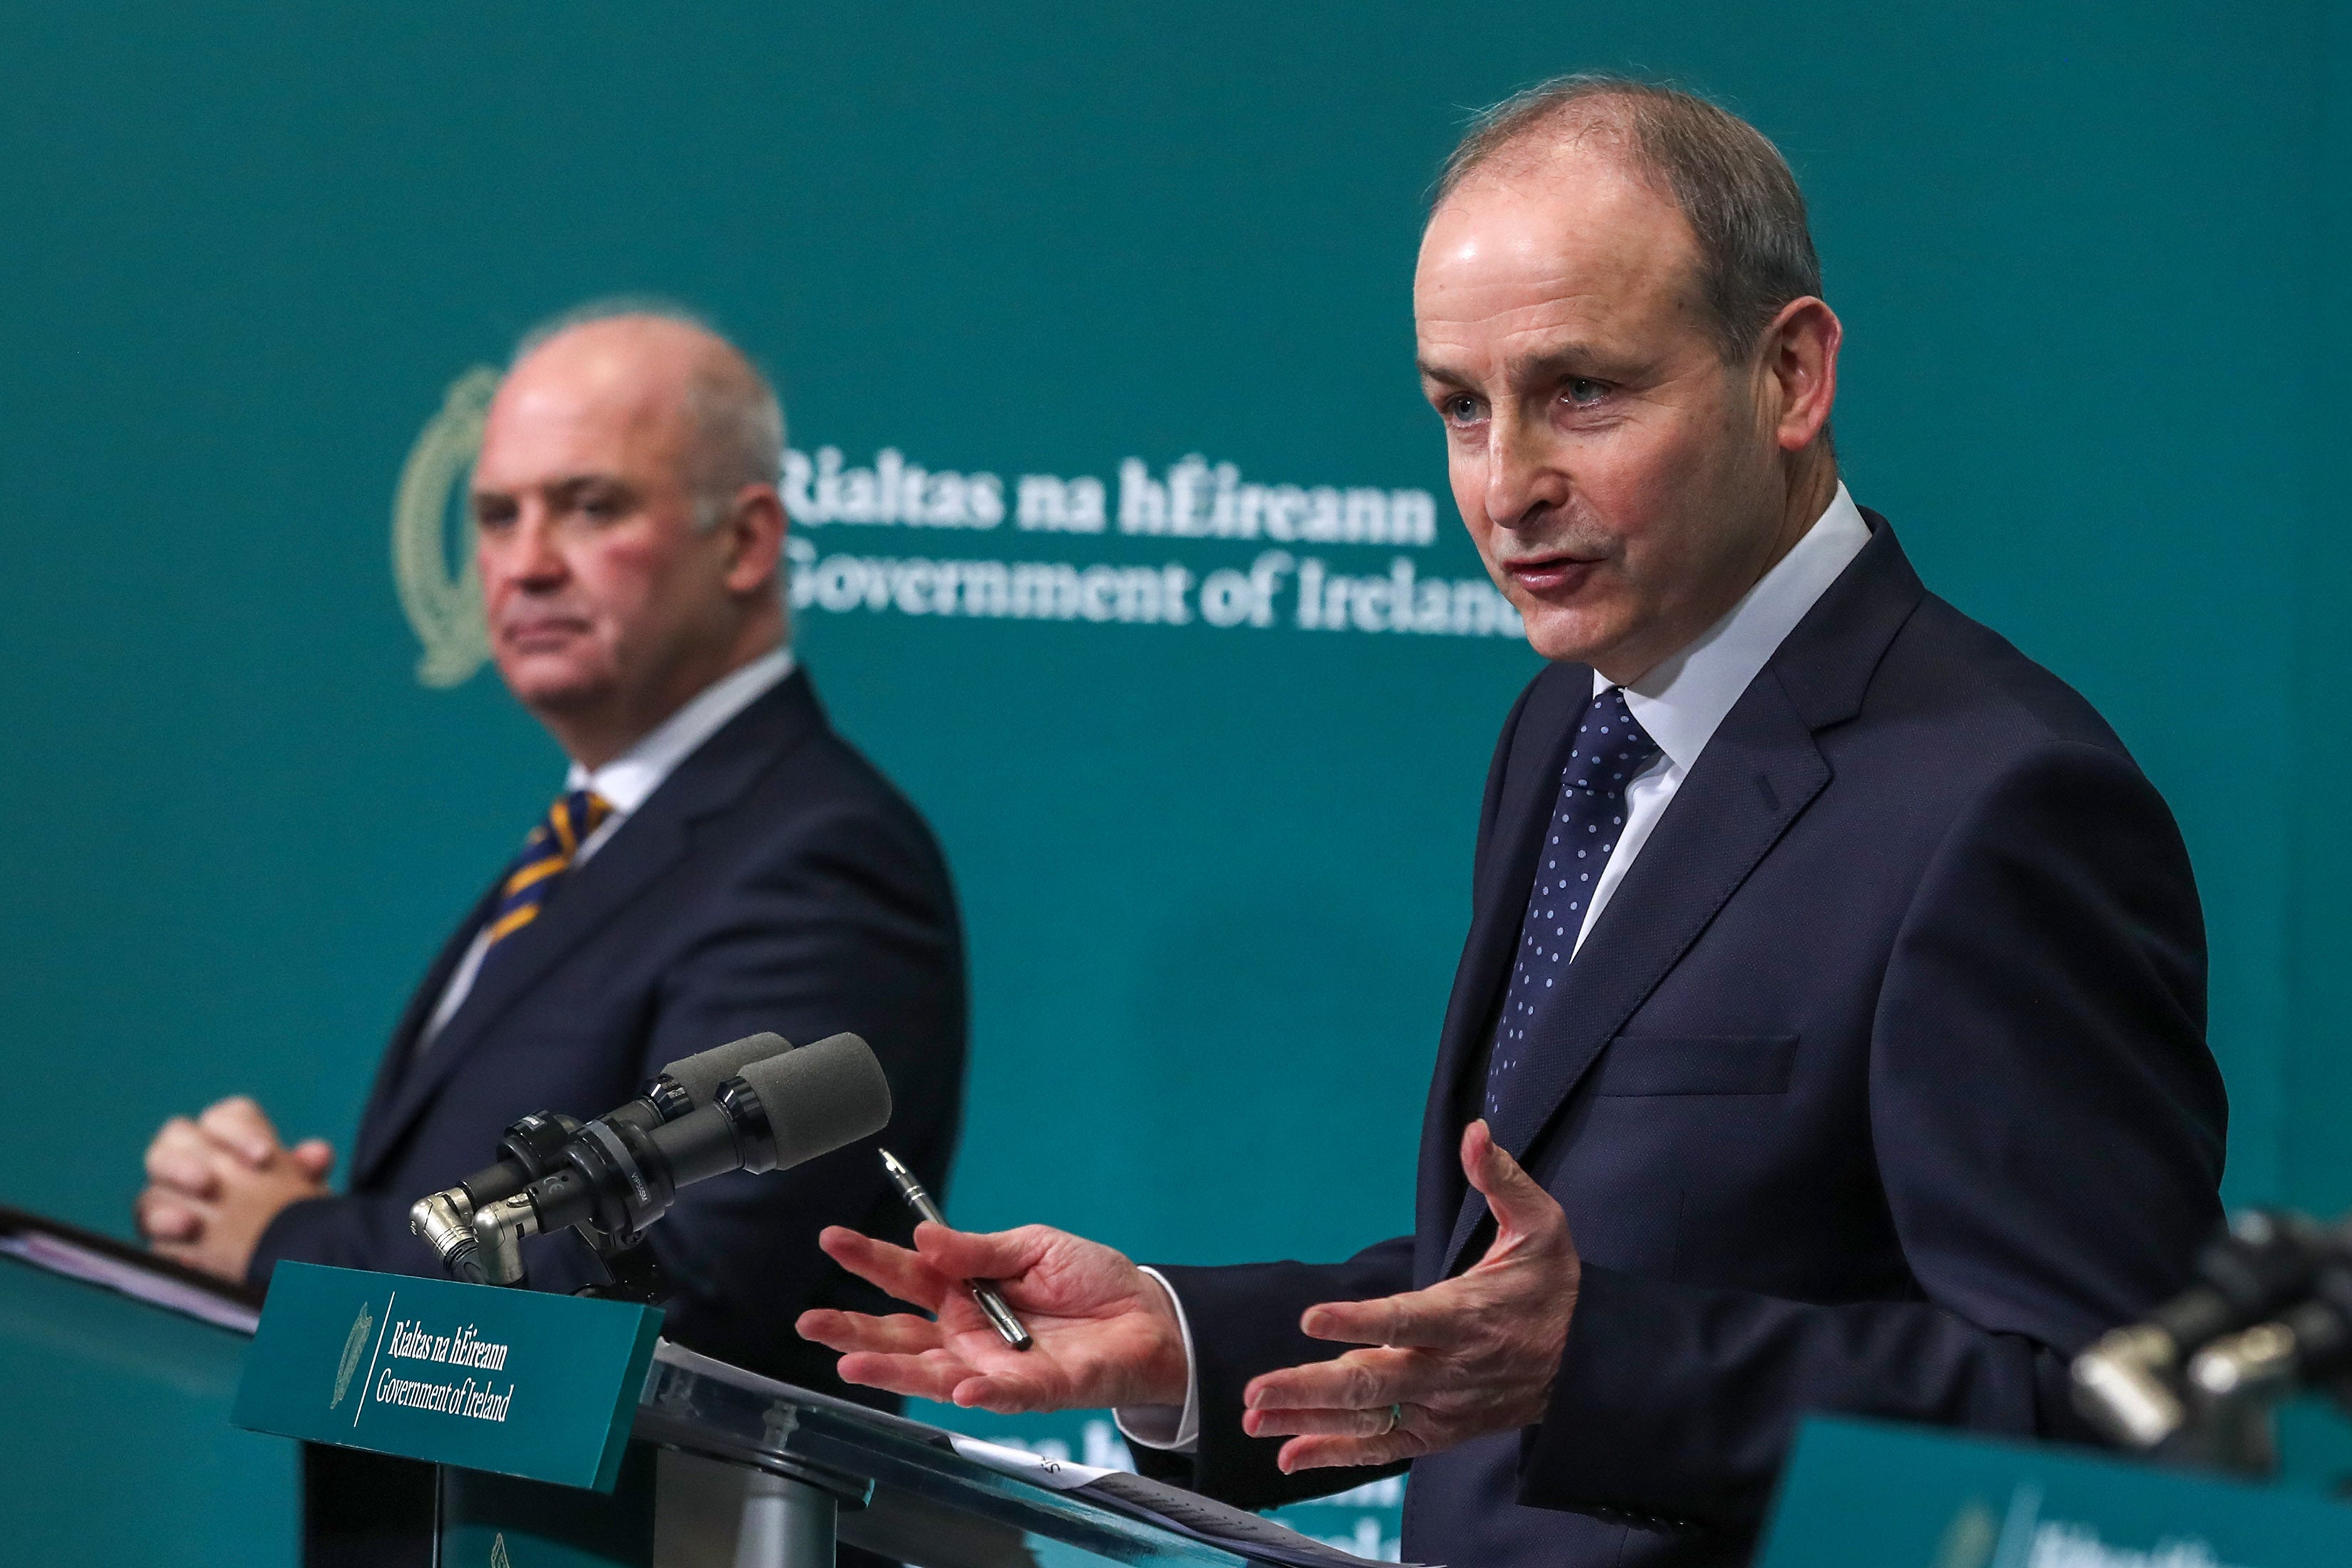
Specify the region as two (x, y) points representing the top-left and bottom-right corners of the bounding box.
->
(231, 1262), (661, 1492)
(1758, 1416), (2352, 1568)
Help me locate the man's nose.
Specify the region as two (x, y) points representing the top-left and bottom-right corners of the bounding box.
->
(488, 509), (568, 587)
(1482, 413), (1566, 533)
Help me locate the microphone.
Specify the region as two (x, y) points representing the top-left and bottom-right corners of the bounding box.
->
(2070, 1210), (2335, 1449)
(410, 1031), (793, 1276)
(637, 1030), (802, 1124)
(2189, 1257), (2352, 1406)
(453, 1033), (892, 1285)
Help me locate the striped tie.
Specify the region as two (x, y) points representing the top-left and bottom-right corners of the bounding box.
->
(480, 789), (614, 954)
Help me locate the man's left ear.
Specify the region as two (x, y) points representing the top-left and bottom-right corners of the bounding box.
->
(1765, 296), (1841, 453)
(721, 487), (788, 593)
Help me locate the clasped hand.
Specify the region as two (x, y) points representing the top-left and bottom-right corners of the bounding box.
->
(800, 1119), (1579, 1473)
(136, 1095), (334, 1284)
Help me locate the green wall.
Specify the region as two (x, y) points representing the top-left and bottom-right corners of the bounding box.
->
(1, 3), (2345, 1558)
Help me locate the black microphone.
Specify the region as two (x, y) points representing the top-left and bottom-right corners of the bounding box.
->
(492, 1033), (892, 1265)
(2190, 1254), (2352, 1408)
(636, 1031), (801, 1125)
(463, 1032), (793, 1207)
(2071, 1209), (2336, 1448)
(410, 1031), (793, 1274)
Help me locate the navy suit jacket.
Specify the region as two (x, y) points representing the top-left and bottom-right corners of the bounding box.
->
(1145, 520), (2227, 1566)
(252, 667), (968, 1393)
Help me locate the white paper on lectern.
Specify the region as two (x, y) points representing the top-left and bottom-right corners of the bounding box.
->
(946, 1433), (1116, 1490)
(947, 1433), (1419, 1567)
(0, 1232), (260, 1334)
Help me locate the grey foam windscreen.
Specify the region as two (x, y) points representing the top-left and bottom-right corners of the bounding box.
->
(661, 1031), (793, 1106)
(735, 1032), (893, 1168)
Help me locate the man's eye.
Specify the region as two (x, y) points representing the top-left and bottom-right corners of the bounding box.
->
(1443, 394), (1482, 424)
(1565, 378), (1608, 406)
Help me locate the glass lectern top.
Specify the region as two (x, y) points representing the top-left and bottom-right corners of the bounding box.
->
(636, 1341), (1391, 1568)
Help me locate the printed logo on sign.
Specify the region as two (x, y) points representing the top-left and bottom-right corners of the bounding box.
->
(1936, 1485), (2252, 1568)
(391, 366), (499, 689)
(1936, 1499), (1998, 1568)
(488, 1532), (511, 1568)
(331, 1302), (376, 1410)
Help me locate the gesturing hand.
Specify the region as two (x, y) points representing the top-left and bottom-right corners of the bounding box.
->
(1242, 1120), (1578, 1472)
(798, 1222), (1190, 1414)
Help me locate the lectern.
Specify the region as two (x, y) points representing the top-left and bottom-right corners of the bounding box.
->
(0, 1205), (279, 1568)
(0, 1207), (1391, 1568)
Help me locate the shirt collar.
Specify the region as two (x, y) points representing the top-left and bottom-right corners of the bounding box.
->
(1598, 483), (1872, 771)
(566, 646), (796, 813)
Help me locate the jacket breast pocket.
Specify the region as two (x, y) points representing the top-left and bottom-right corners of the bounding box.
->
(1591, 1034), (1797, 1097)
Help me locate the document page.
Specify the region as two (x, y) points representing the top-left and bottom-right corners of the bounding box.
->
(0, 1229), (261, 1334)
(949, 1433), (1425, 1567)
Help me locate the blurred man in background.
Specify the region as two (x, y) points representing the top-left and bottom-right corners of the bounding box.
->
(135, 303), (966, 1384)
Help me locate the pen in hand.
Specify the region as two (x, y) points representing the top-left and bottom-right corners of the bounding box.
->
(878, 1146), (1033, 1351)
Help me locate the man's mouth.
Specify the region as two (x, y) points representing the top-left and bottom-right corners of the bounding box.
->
(1501, 553), (1604, 596)
(499, 616), (592, 651)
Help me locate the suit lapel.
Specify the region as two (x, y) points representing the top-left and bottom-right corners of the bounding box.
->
(351, 669), (827, 1185)
(350, 882), (500, 1175)
(351, 808), (696, 1184)
(1432, 519), (1926, 1276)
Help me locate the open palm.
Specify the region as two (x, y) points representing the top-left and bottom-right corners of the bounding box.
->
(798, 1221), (1190, 1414)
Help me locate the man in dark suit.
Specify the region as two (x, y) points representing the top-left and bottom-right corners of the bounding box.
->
(134, 306), (966, 1395)
(793, 77), (2227, 1566)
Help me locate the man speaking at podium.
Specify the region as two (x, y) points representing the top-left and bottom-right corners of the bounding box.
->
(797, 78), (2227, 1565)
(133, 306), (967, 1392)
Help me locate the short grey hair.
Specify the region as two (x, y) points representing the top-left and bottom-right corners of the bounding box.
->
(1438, 75), (1822, 362)
(513, 296), (786, 530)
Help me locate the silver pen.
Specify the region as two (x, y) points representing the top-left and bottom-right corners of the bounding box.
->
(878, 1147), (1033, 1351)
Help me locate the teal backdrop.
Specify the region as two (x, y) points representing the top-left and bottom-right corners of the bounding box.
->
(3, 4), (2350, 1563)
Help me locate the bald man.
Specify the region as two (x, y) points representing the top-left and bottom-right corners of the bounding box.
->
(135, 306), (967, 1391)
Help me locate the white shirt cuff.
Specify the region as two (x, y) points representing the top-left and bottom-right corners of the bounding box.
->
(1112, 1266), (1200, 1453)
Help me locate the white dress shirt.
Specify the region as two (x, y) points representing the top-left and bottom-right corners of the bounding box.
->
(1118, 485), (1873, 1453)
(416, 646), (797, 1051)
(1574, 483), (1871, 956)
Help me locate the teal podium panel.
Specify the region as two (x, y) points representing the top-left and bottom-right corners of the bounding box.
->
(438, 1445), (661, 1568)
(0, 1209), (288, 1568)
(231, 1262), (661, 1492)
(1758, 1416), (2352, 1568)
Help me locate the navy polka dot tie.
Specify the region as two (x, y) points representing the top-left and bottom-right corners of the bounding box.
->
(1484, 687), (1661, 1123)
